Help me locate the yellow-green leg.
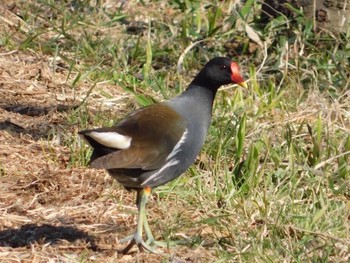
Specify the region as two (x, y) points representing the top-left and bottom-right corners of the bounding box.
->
(120, 187), (161, 254)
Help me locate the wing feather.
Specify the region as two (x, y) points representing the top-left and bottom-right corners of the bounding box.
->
(89, 103), (186, 170)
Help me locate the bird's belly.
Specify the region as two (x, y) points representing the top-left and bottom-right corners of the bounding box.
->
(107, 168), (145, 189)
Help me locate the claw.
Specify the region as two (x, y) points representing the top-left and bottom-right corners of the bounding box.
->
(121, 239), (136, 254)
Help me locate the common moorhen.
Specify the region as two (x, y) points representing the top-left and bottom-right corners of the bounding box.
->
(79, 57), (247, 253)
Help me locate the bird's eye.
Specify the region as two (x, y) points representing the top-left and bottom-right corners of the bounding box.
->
(220, 65), (228, 70)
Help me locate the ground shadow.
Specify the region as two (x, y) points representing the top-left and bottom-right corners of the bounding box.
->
(0, 120), (25, 133)
(0, 223), (98, 250)
(0, 103), (80, 140)
(1, 104), (78, 117)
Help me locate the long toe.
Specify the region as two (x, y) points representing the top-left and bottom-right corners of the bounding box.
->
(121, 239), (136, 254)
(119, 234), (134, 244)
(119, 233), (162, 254)
(148, 239), (179, 249)
(118, 233), (139, 254)
(138, 240), (162, 254)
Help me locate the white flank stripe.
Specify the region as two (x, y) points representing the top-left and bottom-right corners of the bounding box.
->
(141, 129), (188, 186)
(166, 129), (188, 160)
(141, 159), (179, 186)
(88, 131), (132, 149)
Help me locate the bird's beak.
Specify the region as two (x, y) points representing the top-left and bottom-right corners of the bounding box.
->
(238, 81), (248, 89)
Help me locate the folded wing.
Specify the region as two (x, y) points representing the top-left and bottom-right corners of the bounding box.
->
(79, 103), (186, 171)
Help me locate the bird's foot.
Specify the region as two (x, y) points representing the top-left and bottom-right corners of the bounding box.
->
(119, 233), (162, 254)
(146, 238), (178, 249)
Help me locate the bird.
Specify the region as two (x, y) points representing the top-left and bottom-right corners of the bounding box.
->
(79, 57), (247, 254)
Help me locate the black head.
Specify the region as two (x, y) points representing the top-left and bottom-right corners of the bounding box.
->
(190, 57), (246, 91)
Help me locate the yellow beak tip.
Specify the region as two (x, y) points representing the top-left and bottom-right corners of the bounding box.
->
(238, 81), (248, 89)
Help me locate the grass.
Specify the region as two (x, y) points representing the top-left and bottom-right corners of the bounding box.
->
(0, 0), (349, 262)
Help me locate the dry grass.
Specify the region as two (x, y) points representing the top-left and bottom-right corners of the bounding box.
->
(0, 49), (206, 262)
(0, 0), (349, 262)
(0, 14), (212, 262)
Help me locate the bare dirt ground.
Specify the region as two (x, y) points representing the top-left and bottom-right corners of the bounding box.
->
(0, 48), (211, 262)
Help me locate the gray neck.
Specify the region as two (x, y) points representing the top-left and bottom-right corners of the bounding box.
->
(166, 85), (215, 131)
(181, 85), (216, 111)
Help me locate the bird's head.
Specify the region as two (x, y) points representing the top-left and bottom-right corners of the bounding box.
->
(191, 57), (247, 90)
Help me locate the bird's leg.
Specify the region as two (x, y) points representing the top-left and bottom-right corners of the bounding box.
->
(143, 211), (174, 248)
(136, 191), (173, 248)
(142, 196), (177, 249)
(143, 210), (155, 244)
(120, 187), (161, 254)
(118, 189), (144, 244)
(138, 187), (156, 244)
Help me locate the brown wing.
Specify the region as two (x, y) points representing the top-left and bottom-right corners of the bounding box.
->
(90, 103), (186, 170)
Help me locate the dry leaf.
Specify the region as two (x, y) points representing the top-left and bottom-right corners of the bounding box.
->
(245, 24), (264, 48)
